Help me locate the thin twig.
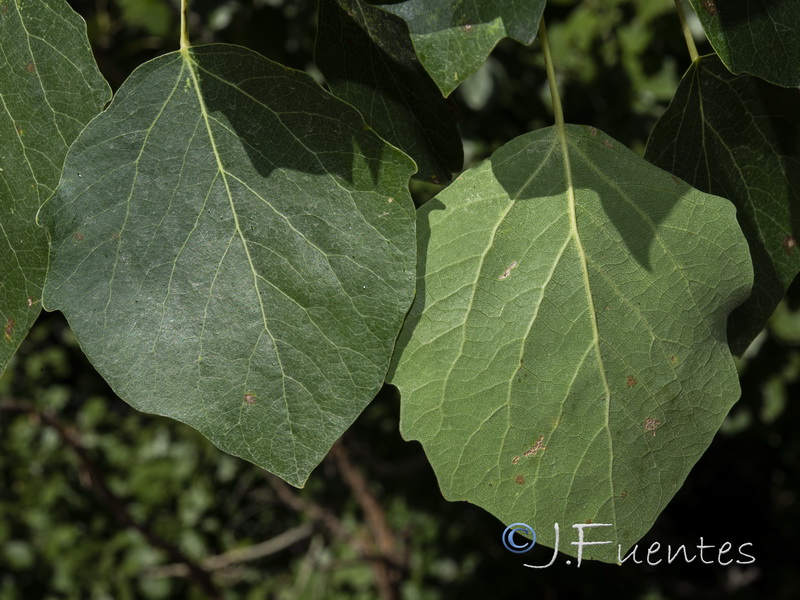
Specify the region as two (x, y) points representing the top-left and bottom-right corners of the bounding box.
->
(330, 441), (405, 600)
(146, 522), (314, 578)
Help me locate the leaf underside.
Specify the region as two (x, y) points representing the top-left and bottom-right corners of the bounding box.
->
(373, 0), (546, 96)
(646, 55), (800, 355)
(389, 124), (752, 561)
(0, 0), (109, 376)
(40, 44), (417, 487)
(316, 0), (463, 183)
(688, 0), (800, 87)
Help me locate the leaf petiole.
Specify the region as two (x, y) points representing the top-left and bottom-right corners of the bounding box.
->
(180, 0), (190, 50)
(537, 17), (565, 131)
(673, 0), (700, 63)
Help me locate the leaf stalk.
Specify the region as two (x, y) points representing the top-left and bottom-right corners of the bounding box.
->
(673, 0), (699, 63)
(538, 17), (565, 132)
(180, 0), (190, 50)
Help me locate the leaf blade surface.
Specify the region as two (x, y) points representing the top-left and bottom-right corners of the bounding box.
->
(40, 44), (417, 486)
(0, 0), (109, 375)
(389, 124), (752, 560)
(373, 0), (546, 95)
(646, 55), (800, 354)
(688, 0), (800, 87)
(316, 0), (463, 183)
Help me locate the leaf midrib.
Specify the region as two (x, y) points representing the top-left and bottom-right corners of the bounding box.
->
(556, 122), (616, 526)
(181, 47), (298, 471)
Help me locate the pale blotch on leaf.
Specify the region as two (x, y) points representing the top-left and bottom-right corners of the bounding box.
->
(644, 418), (662, 436)
(522, 435), (546, 457)
(783, 235), (797, 255)
(702, 0), (719, 17)
(499, 261), (518, 280)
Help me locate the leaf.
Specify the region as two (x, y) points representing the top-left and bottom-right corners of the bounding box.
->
(0, 0), (109, 376)
(388, 124), (752, 561)
(316, 0), (463, 184)
(646, 55), (800, 355)
(371, 0), (545, 96)
(688, 0), (800, 87)
(39, 44), (417, 487)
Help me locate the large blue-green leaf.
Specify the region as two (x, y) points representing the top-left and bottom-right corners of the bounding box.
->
(646, 54), (800, 354)
(0, 0), (109, 376)
(372, 0), (546, 96)
(688, 0), (800, 87)
(389, 124), (752, 561)
(39, 44), (417, 486)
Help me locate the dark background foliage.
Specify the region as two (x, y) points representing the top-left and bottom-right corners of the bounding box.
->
(1, 1), (798, 598)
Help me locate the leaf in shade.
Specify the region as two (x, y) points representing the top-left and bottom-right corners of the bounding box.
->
(688, 0), (800, 87)
(0, 0), (109, 375)
(371, 0), (545, 96)
(389, 124), (752, 561)
(646, 54), (800, 354)
(316, 0), (463, 184)
(39, 44), (417, 487)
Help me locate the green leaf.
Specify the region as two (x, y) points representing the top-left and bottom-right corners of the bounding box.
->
(0, 0), (109, 376)
(316, 0), (463, 184)
(646, 55), (800, 355)
(687, 0), (800, 87)
(39, 44), (417, 487)
(371, 0), (545, 96)
(388, 124), (752, 561)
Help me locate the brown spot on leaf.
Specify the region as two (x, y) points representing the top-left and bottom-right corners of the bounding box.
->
(644, 417), (661, 436)
(670, 355), (678, 364)
(512, 456), (520, 465)
(626, 375), (636, 387)
(523, 435), (546, 457)
(499, 261), (518, 280)
(783, 235), (797, 255)
(73, 232), (84, 242)
(586, 519), (593, 524)
(671, 175), (682, 185)
(603, 139), (613, 150)
(588, 126), (597, 136)
(620, 490), (627, 499)
(15, 125), (23, 135)
(514, 474), (525, 485)
(25, 62), (35, 73)
(244, 393), (256, 405)
(4, 318), (15, 342)
(702, 0), (718, 16)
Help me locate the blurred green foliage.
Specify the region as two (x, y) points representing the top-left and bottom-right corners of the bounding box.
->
(1, 1), (798, 598)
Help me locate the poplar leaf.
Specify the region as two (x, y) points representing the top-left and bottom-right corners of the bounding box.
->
(646, 55), (800, 354)
(372, 0), (546, 96)
(39, 45), (417, 486)
(389, 124), (752, 561)
(316, 0), (463, 183)
(0, 0), (109, 375)
(688, 0), (800, 87)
